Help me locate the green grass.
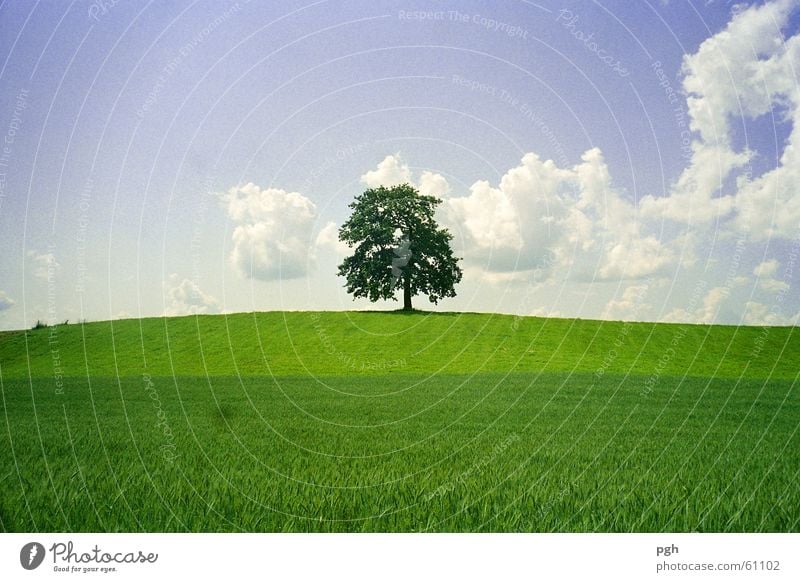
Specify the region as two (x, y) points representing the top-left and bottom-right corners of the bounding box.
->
(0, 311), (798, 531)
(1, 311), (798, 379)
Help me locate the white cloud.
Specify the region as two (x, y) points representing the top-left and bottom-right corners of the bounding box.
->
(759, 278), (790, 292)
(641, 0), (800, 238)
(659, 307), (692, 323)
(732, 20), (800, 238)
(743, 300), (792, 325)
(463, 266), (528, 284)
(662, 285), (731, 324)
(224, 183), (318, 281)
(314, 221), (349, 256)
(0, 291), (15, 312)
(163, 275), (221, 316)
(27, 249), (60, 280)
(445, 178), (525, 263)
(754, 259), (779, 278)
(360, 154), (412, 188)
(418, 171), (451, 198)
(753, 259), (789, 292)
(639, 143), (741, 224)
(601, 283), (652, 320)
(697, 286), (730, 323)
(359, 154), (452, 201)
(443, 153), (564, 273)
(443, 148), (675, 280)
(598, 237), (674, 281)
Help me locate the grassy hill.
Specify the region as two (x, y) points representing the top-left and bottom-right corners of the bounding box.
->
(1, 311), (798, 532)
(1, 310), (797, 380)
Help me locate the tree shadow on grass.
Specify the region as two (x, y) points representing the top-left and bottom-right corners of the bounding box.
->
(357, 308), (472, 318)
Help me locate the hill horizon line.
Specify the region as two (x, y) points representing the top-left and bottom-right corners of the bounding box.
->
(1, 309), (797, 381)
(4, 307), (797, 335)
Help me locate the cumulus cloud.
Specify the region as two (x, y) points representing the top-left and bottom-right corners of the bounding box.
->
(696, 286), (731, 324)
(601, 283), (652, 321)
(27, 249), (60, 280)
(224, 183), (318, 281)
(641, 0), (800, 238)
(0, 290), (15, 312)
(360, 154), (413, 188)
(731, 4), (800, 239)
(743, 300), (794, 325)
(442, 148), (675, 280)
(753, 259), (779, 277)
(418, 171), (451, 198)
(359, 154), (452, 199)
(445, 177), (526, 266)
(163, 275), (221, 316)
(759, 278), (790, 292)
(753, 259), (790, 292)
(661, 285), (732, 324)
(314, 221), (349, 256)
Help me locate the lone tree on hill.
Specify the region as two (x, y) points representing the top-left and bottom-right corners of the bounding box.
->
(337, 183), (462, 311)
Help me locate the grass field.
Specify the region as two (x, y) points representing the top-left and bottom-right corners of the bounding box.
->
(1, 311), (798, 532)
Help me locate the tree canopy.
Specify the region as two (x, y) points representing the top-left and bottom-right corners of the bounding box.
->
(337, 184), (462, 311)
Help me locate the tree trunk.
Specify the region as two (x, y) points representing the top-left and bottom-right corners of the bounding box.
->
(403, 272), (412, 311)
(403, 225), (413, 311)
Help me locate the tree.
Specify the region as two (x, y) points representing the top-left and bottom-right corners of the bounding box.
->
(337, 183), (462, 311)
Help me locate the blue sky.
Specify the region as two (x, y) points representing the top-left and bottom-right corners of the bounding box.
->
(0, 0), (798, 329)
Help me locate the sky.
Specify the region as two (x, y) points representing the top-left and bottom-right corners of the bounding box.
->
(0, 0), (798, 330)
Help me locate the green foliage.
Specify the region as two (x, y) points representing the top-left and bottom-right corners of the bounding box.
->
(337, 184), (462, 310)
(32, 319), (48, 329)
